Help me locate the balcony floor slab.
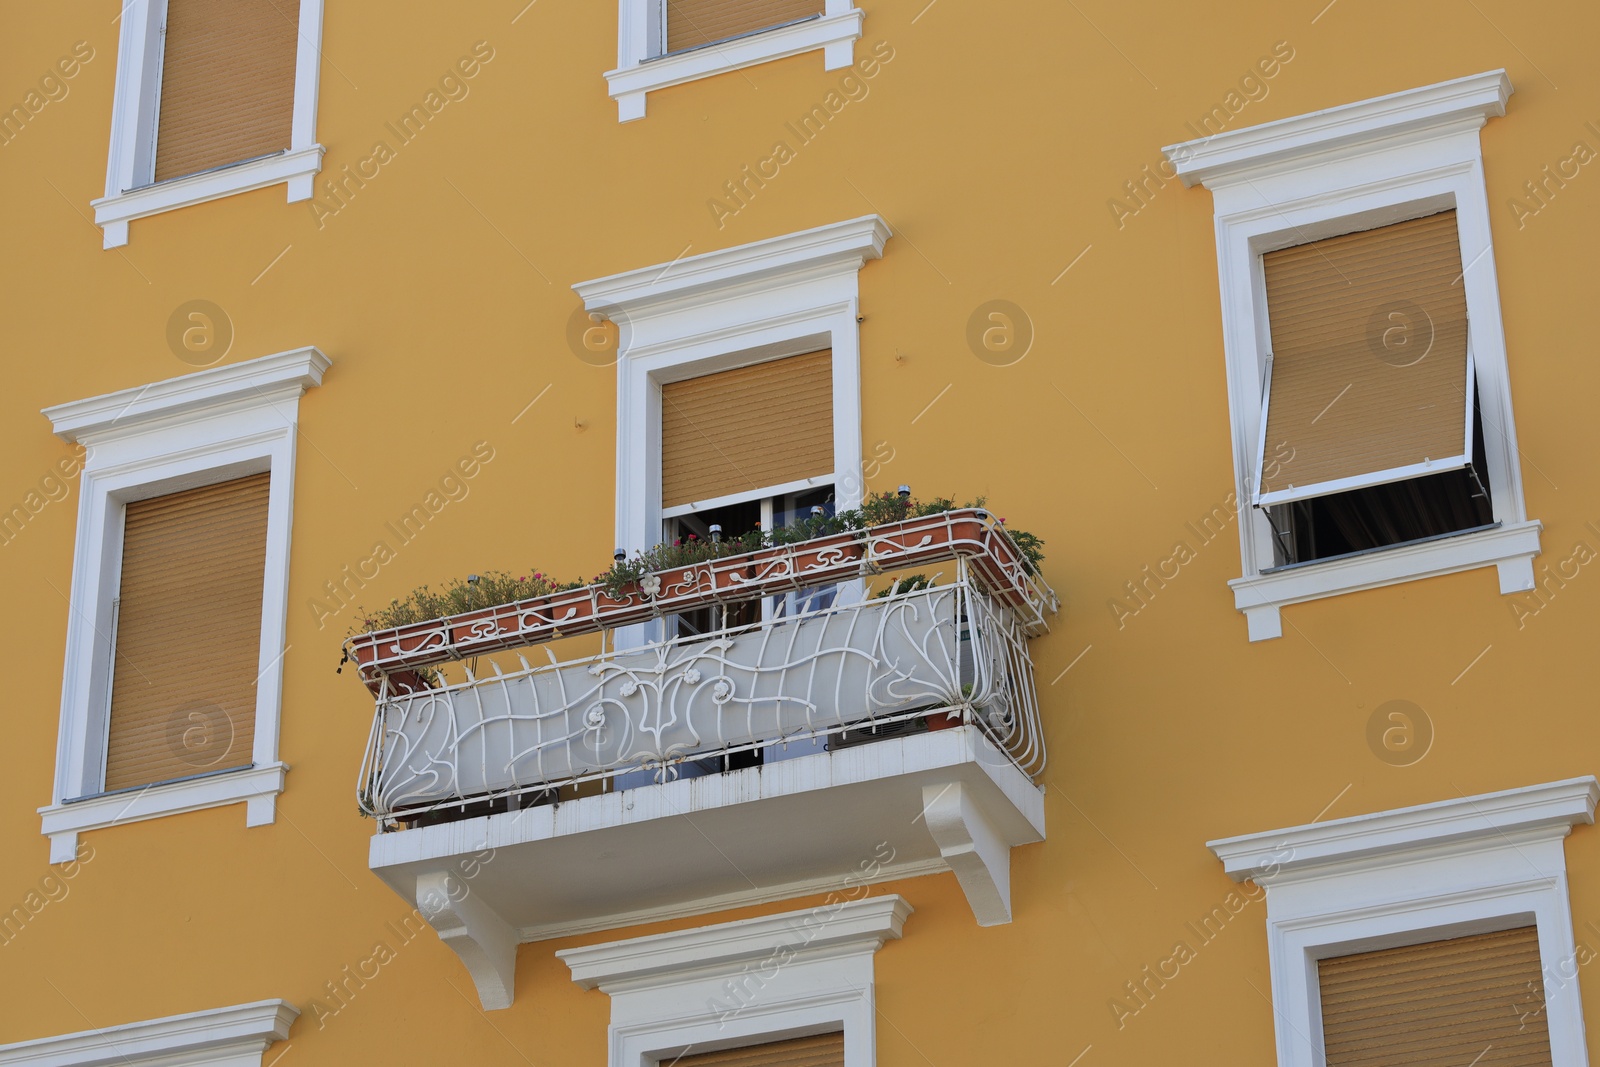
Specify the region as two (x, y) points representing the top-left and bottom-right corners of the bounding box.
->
(367, 725), (1045, 945)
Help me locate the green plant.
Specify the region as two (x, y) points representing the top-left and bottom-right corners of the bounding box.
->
(875, 573), (932, 598)
(350, 491), (1046, 637)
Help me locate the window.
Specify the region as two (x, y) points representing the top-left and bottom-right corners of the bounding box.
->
(572, 213), (889, 651)
(38, 348), (329, 863)
(1256, 210), (1493, 567)
(607, 0), (864, 122)
(675, 1033), (844, 1066)
(93, 0), (326, 248)
(1318, 928), (1553, 1066)
(104, 474), (270, 793)
(558, 894), (909, 1067)
(1163, 70), (1541, 641)
(661, 349), (838, 635)
(1207, 776), (1598, 1067)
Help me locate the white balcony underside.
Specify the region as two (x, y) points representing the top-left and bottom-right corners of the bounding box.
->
(368, 726), (1043, 986)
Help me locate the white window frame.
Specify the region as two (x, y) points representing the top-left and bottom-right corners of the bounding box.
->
(37, 348), (330, 863)
(1208, 776), (1599, 1067)
(1163, 70), (1541, 641)
(574, 214), (888, 646)
(558, 894), (911, 1067)
(606, 0), (864, 122)
(0, 999), (297, 1066)
(92, 0), (326, 249)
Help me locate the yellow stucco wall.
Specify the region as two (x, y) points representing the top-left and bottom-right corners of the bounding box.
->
(2, 1), (1599, 1062)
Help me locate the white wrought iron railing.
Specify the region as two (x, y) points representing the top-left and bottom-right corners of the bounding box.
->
(357, 561), (1045, 825)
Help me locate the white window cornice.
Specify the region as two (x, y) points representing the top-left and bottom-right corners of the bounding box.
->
(561, 893), (912, 991)
(1209, 776), (1600, 884)
(1165, 69), (1512, 190)
(573, 214), (889, 318)
(38, 349), (329, 863)
(43, 347), (330, 443)
(0, 999), (297, 1067)
(558, 896), (910, 1067)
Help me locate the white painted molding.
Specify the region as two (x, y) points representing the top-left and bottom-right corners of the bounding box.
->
(1207, 777), (1596, 1067)
(0, 999), (297, 1067)
(93, 146), (325, 249)
(1164, 69), (1512, 188)
(96, 0), (326, 247)
(606, 2), (863, 122)
(560, 894), (912, 990)
(1160, 72), (1535, 640)
(559, 896), (908, 1067)
(1230, 519), (1543, 642)
(574, 215), (889, 314)
(575, 218), (888, 648)
(1208, 775), (1599, 883)
(40, 348), (329, 859)
(44, 347), (331, 442)
(417, 869), (518, 1011)
(921, 781), (1012, 926)
(39, 763), (287, 865)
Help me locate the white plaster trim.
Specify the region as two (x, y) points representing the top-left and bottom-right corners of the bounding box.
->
(1161, 71), (1537, 641)
(560, 894), (911, 990)
(558, 896), (908, 1067)
(1165, 69), (1512, 189)
(39, 763), (287, 865)
(0, 999), (297, 1067)
(39, 349), (329, 861)
(1208, 776), (1599, 883)
(1206, 777), (1597, 1067)
(607, 1), (863, 122)
(1230, 519), (1542, 642)
(575, 217), (887, 648)
(96, 0), (325, 247)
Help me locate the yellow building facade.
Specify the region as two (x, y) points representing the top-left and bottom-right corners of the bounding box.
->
(2, 2), (1599, 1065)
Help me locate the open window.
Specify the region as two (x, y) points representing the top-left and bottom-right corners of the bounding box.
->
(1252, 211), (1494, 568)
(660, 348), (837, 636)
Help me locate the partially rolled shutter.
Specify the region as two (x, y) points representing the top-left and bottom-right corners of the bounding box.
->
(153, 0), (300, 183)
(661, 350), (833, 510)
(674, 1033), (845, 1066)
(104, 473), (270, 792)
(1317, 926), (1553, 1067)
(1255, 210), (1472, 506)
(665, 0), (824, 53)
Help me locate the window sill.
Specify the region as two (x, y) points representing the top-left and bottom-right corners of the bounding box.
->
(604, 8), (863, 122)
(1229, 519), (1542, 641)
(37, 761), (286, 863)
(91, 145), (324, 249)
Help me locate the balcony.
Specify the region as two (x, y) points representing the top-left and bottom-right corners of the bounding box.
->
(344, 509), (1057, 1008)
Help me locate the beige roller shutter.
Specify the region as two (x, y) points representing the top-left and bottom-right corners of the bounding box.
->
(153, 0), (300, 183)
(665, 0), (824, 53)
(1318, 926), (1553, 1067)
(661, 350), (833, 510)
(103, 473), (270, 792)
(1255, 210), (1472, 505)
(674, 1033), (845, 1066)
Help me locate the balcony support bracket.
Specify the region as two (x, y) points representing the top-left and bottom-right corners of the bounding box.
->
(921, 780), (1013, 926)
(416, 868), (518, 1010)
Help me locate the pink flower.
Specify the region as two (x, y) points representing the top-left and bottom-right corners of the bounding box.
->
(674, 538), (682, 546)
